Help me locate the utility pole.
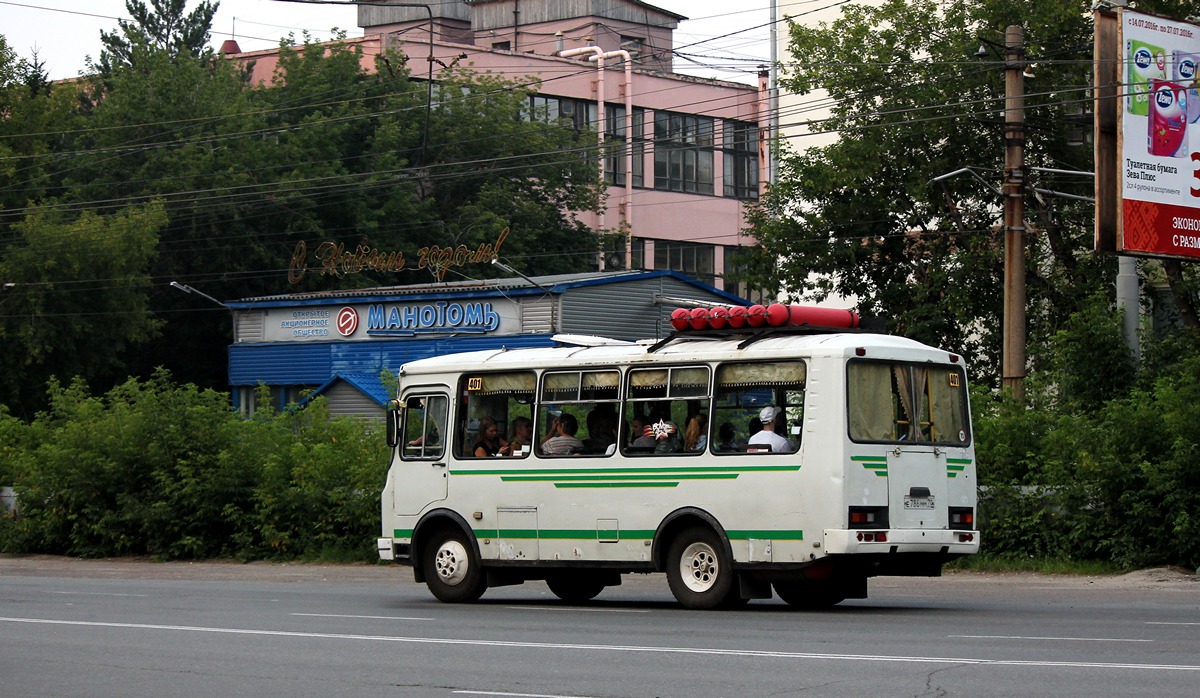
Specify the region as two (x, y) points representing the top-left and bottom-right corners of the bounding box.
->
(1002, 25), (1027, 401)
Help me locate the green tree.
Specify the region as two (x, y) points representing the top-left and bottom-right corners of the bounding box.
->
(59, 36), (603, 391)
(0, 204), (166, 417)
(747, 0), (1118, 383)
(0, 43), (84, 220)
(97, 0), (219, 73)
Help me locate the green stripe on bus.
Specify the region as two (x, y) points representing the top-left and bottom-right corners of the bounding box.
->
(946, 458), (972, 465)
(395, 528), (803, 541)
(455, 465), (800, 476)
(727, 530), (804, 540)
(554, 481), (680, 488)
(501, 473), (739, 483)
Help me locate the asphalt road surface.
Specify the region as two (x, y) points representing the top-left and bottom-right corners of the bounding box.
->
(1, 556), (1197, 697)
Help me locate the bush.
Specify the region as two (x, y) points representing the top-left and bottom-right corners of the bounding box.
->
(974, 298), (1200, 570)
(0, 372), (388, 561)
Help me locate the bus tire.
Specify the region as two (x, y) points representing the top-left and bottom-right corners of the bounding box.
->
(666, 526), (734, 609)
(772, 581), (845, 609)
(546, 572), (605, 603)
(423, 528), (487, 603)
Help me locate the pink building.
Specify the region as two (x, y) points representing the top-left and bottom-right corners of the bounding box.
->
(224, 0), (766, 295)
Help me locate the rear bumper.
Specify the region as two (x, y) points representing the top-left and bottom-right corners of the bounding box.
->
(377, 537), (394, 561)
(823, 528), (979, 555)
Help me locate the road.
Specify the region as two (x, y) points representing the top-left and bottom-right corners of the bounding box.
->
(1, 556), (1197, 697)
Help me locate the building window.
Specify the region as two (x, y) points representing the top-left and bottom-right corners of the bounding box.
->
(492, 41), (511, 51)
(723, 245), (770, 304)
(653, 111), (714, 195)
(722, 120), (759, 200)
(527, 95), (597, 133)
(605, 105), (645, 187)
(619, 35), (645, 63)
(655, 239), (715, 285)
(631, 237), (645, 269)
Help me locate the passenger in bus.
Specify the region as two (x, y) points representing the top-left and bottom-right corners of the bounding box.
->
(541, 413), (585, 455)
(715, 422), (737, 451)
(472, 416), (508, 457)
(583, 406), (618, 455)
(408, 424), (440, 448)
(684, 413), (708, 451)
(748, 405), (794, 453)
(627, 416), (659, 452)
(500, 416), (533, 456)
(638, 407), (681, 453)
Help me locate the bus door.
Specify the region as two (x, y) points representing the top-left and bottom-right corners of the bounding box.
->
(395, 391), (450, 516)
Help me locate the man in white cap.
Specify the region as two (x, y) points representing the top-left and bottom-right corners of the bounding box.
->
(747, 405), (794, 453)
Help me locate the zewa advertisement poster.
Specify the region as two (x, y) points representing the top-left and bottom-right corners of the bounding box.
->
(1121, 10), (1200, 259)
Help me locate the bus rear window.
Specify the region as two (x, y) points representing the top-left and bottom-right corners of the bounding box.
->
(847, 360), (970, 445)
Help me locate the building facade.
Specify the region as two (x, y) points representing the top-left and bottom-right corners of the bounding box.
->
(223, 0), (767, 297)
(228, 270), (748, 417)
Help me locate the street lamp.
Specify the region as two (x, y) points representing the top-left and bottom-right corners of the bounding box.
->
(169, 281), (228, 309)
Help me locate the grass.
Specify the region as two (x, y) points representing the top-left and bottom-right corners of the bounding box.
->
(947, 554), (1125, 576)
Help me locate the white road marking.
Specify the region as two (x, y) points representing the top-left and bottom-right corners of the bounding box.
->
(291, 612), (434, 621)
(2, 616), (1199, 672)
(1147, 622), (1200, 626)
(453, 692), (596, 698)
(45, 591), (148, 598)
(949, 634), (1153, 643)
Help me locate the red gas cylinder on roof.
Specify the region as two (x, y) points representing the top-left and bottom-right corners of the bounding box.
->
(670, 307), (691, 331)
(788, 304), (860, 328)
(745, 304), (768, 327)
(708, 306), (729, 329)
(766, 303), (790, 327)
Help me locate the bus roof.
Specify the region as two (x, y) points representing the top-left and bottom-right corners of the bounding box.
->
(396, 332), (961, 377)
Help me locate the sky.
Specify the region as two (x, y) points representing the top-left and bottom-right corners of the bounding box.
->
(1, 0), (778, 83)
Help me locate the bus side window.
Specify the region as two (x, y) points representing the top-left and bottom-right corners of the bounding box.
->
(712, 361), (806, 455)
(456, 372), (536, 458)
(623, 366), (710, 456)
(402, 394), (448, 460)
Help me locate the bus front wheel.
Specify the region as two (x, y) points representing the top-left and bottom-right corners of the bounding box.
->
(666, 526), (734, 609)
(423, 528), (487, 603)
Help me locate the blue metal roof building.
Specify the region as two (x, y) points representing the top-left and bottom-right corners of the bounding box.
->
(227, 270), (747, 417)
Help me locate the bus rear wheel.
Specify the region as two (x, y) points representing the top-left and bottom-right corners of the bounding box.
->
(666, 526), (734, 610)
(546, 572), (606, 603)
(772, 581), (845, 609)
(423, 528), (487, 603)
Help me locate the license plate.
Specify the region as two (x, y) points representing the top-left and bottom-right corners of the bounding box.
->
(904, 496), (935, 510)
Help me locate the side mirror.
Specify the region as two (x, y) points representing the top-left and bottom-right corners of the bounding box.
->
(385, 399), (403, 448)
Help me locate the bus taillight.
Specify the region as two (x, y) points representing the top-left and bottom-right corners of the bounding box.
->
(949, 507), (974, 530)
(848, 506), (889, 529)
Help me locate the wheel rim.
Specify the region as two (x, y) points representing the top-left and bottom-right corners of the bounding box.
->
(679, 541), (721, 593)
(433, 540), (470, 587)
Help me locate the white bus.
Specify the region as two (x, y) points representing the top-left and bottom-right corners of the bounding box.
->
(377, 328), (979, 609)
